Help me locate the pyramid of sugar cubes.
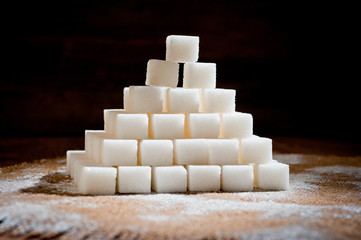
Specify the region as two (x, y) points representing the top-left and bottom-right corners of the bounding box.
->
(66, 35), (289, 195)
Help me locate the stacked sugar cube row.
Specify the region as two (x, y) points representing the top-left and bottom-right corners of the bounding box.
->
(68, 150), (287, 195)
(105, 110), (252, 139)
(66, 35), (289, 195)
(84, 130), (270, 166)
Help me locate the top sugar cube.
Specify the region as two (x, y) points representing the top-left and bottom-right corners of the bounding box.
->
(166, 35), (199, 63)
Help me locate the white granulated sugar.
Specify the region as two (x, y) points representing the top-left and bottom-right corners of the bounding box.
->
(42, 198), (102, 209)
(139, 214), (183, 222)
(307, 165), (361, 178)
(0, 172), (45, 193)
(289, 173), (322, 192)
(115, 194), (361, 222)
(333, 213), (352, 219)
(0, 201), (98, 236)
(236, 190), (293, 202)
(234, 224), (332, 240)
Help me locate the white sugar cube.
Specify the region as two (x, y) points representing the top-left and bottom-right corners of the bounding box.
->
(150, 114), (185, 139)
(152, 166), (187, 193)
(220, 112), (253, 139)
(253, 160), (280, 187)
(78, 166), (117, 195)
(123, 87), (129, 110)
(101, 139), (138, 166)
(208, 139), (239, 165)
(146, 59), (179, 87)
(84, 130), (106, 160)
(166, 35), (199, 63)
(187, 165), (221, 192)
(255, 162), (289, 190)
(174, 139), (208, 165)
(92, 133), (108, 163)
(139, 140), (173, 166)
(239, 136), (272, 164)
(186, 113), (220, 138)
(104, 109), (126, 135)
(200, 89), (235, 113)
(115, 113), (148, 139)
(73, 159), (99, 186)
(118, 166), (151, 193)
(221, 165), (254, 192)
(104, 110), (148, 139)
(183, 62), (216, 89)
(128, 86), (166, 113)
(66, 150), (86, 176)
(166, 88), (200, 113)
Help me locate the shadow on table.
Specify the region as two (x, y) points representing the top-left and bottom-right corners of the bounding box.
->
(20, 172), (82, 196)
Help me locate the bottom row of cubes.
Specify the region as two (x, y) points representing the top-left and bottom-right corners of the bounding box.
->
(76, 164), (289, 195)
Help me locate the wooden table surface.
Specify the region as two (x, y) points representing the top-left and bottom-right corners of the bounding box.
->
(0, 137), (360, 239)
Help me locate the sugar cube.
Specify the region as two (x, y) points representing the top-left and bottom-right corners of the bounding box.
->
(123, 87), (129, 110)
(104, 109), (126, 135)
(84, 130), (106, 160)
(220, 112), (253, 139)
(253, 160), (278, 187)
(255, 162), (289, 190)
(208, 139), (239, 165)
(66, 150), (86, 175)
(253, 163), (259, 187)
(118, 166), (151, 193)
(128, 86), (166, 113)
(166, 88), (200, 113)
(221, 165), (254, 192)
(200, 88), (235, 113)
(73, 159), (99, 186)
(115, 113), (148, 139)
(139, 139), (173, 166)
(166, 35), (199, 63)
(145, 59), (179, 87)
(91, 133), (108, 163)
(183, 62), (216, 89)
(239, 136), (272, 164)
(150, 114), (185, 139)
(174, 139), (208, 165)
(101, 139), (138, 166)
(152, 166), (187, 193)
(78, 166), (117, 195)
(187, 165), (221, 192)
(186, 113), (220, 138)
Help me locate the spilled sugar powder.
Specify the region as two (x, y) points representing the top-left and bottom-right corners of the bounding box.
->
(0, 201), (99, 237)
(307, 165), (361, 178)
(0, 173), (45, 193)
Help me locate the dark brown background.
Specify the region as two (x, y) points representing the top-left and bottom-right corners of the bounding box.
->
(1, 1), (359, 143)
